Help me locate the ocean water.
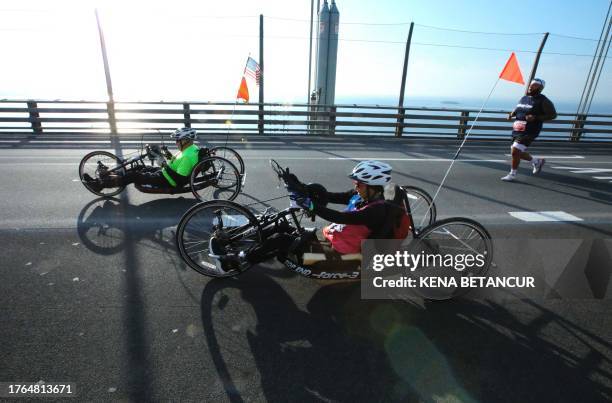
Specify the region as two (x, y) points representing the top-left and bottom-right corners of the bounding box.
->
(334, 95), (612, 115)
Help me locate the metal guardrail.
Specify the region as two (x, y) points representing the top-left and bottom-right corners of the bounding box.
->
(1, 99), (611, 141)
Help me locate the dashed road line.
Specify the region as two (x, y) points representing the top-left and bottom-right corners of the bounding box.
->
(508, 211), (583, 222)
(504, 155), (584, 159)
(551, 165), (612, 182)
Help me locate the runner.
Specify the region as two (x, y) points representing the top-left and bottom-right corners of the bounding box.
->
(502, 78), (557, 181)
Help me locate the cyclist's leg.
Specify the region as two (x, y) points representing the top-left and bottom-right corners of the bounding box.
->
(95, 169), (136, 188)
(245, 232), (297, 264)
(133, 169), (171, 188)
(283, 237), (361, 275)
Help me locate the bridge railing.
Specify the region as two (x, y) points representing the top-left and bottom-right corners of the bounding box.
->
(1, 99), (610, 141)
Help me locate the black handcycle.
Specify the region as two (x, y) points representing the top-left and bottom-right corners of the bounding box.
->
(79, 144), (244, 202)
(176, 160), (492, 299)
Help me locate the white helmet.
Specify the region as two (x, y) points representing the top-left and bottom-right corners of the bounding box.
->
(531, 78), (545, 89)
(171, 127), (197, 141)
(348, 160), (392, 186)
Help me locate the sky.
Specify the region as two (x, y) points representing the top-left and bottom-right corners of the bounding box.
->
(0, 0), (610, 112)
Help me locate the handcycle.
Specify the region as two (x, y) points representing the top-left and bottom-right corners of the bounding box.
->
(176, 160), (493, 299)
(78, 144), (244, 202)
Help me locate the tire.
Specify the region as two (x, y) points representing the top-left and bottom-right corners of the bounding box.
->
(401, 185), (436, 230)
(78, 151), (126, 197)
(176, 200), (262, 277)
(406, 217), (493, 300)
(210, 146), (245, 176)
(190, 156), (241, 202)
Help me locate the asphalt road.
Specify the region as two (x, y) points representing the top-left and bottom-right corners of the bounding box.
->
(1, 135), (611, 402)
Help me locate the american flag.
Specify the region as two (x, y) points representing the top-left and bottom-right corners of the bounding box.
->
(244, 57), (261, 86)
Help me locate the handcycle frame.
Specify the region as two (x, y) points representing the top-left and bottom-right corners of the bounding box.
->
(177, 160), (441, 278)
(78, 145), (244, 201)
(176, 159), (494, 299)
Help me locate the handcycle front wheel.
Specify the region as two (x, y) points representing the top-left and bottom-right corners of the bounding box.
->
(209, 146), (245, 176)
(405, 217), (493, 300)
(401, 185), (436, 230)
(78, 151), (126, 197)
(190, 156), (242, 202)
(176, 200), (262, 277)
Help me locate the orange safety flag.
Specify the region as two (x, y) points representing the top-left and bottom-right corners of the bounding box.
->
(499, 52), (525, 85)
(236, 76), (249, 103)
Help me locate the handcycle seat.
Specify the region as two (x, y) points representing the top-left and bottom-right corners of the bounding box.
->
(134, 182), (191, 194)
(198, 147), (211, 163)
(301, 246), (362, 273)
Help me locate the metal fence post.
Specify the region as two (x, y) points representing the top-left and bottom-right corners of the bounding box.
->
(329, 106), (336, 135)
(183, 103), (191, 128)
(106, 101), (117, 135)
(571, 113), (587, 142)
(27, 100), (43, 134)
(395, 107), (405, 137)
(458, 111), (469, 139)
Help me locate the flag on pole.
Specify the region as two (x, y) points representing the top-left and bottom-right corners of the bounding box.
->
(499, 52), (525, 85)
(237, 76), (249, 103)
(244, 56), (261, 86)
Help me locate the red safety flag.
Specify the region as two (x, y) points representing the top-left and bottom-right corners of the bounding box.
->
(499, 52), (525, 85)
(236, 76), (249, 103)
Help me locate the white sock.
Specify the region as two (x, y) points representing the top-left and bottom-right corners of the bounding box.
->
(510, 169), (517, 175)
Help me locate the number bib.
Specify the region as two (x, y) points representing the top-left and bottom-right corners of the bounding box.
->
(513, 120), (527, 132)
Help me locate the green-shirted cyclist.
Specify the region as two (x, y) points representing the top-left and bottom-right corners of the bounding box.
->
(84, 127), (200, 191)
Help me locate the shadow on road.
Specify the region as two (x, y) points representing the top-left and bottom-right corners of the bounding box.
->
(76, 196), (199, 255)
(201, 273), (612, 402)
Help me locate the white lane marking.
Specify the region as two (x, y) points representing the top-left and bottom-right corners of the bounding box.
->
(207, 141), (285, 144)
(504, 155), (584, 159)
(0, 158), (504, 165)
(0, 163), (76, 165)
(593, 176), (612, 180)
(552, 166), (612, 174)
(29, 140), (111, 144)
(0, 157), (601, 165)
(571, 169), (612, 174)
(508, 211), (583, 222)
(0, 140), (20, 143)
(293, 142), (363, 146)
(327, 157), (506, 162)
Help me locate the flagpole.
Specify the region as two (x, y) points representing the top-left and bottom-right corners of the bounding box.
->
(418, 78), (500, 227)
(225, 56), (251, 149)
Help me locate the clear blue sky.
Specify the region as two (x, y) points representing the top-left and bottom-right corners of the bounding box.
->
(0, 0), (610, 112)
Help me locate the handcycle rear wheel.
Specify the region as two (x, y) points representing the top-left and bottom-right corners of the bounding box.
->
(209, 146), (245, 176)
(405, 217), (493, 300)
(401, 185), (436, 230)
(190, 156), (242, 202)
(176, 200), (262, 277)
(78, 151), (126, 197)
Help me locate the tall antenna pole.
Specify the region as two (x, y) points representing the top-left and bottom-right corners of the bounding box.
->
(95, 8), (117, 134)
(307, 0), (314, 103)
(395, 22), (414, 137)
(259, 14), (264, 136)
(525, 32), (549, 94)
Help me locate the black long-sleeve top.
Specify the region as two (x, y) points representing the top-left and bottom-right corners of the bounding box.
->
(312, 189), (392, 238)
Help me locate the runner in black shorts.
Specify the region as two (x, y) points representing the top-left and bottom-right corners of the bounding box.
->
(502, 78), (557, 182)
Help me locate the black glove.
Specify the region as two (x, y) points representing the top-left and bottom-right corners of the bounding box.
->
(149, 144), (161, 156)
(161, 145), (172, 160)
(284, 171), (305, 193)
